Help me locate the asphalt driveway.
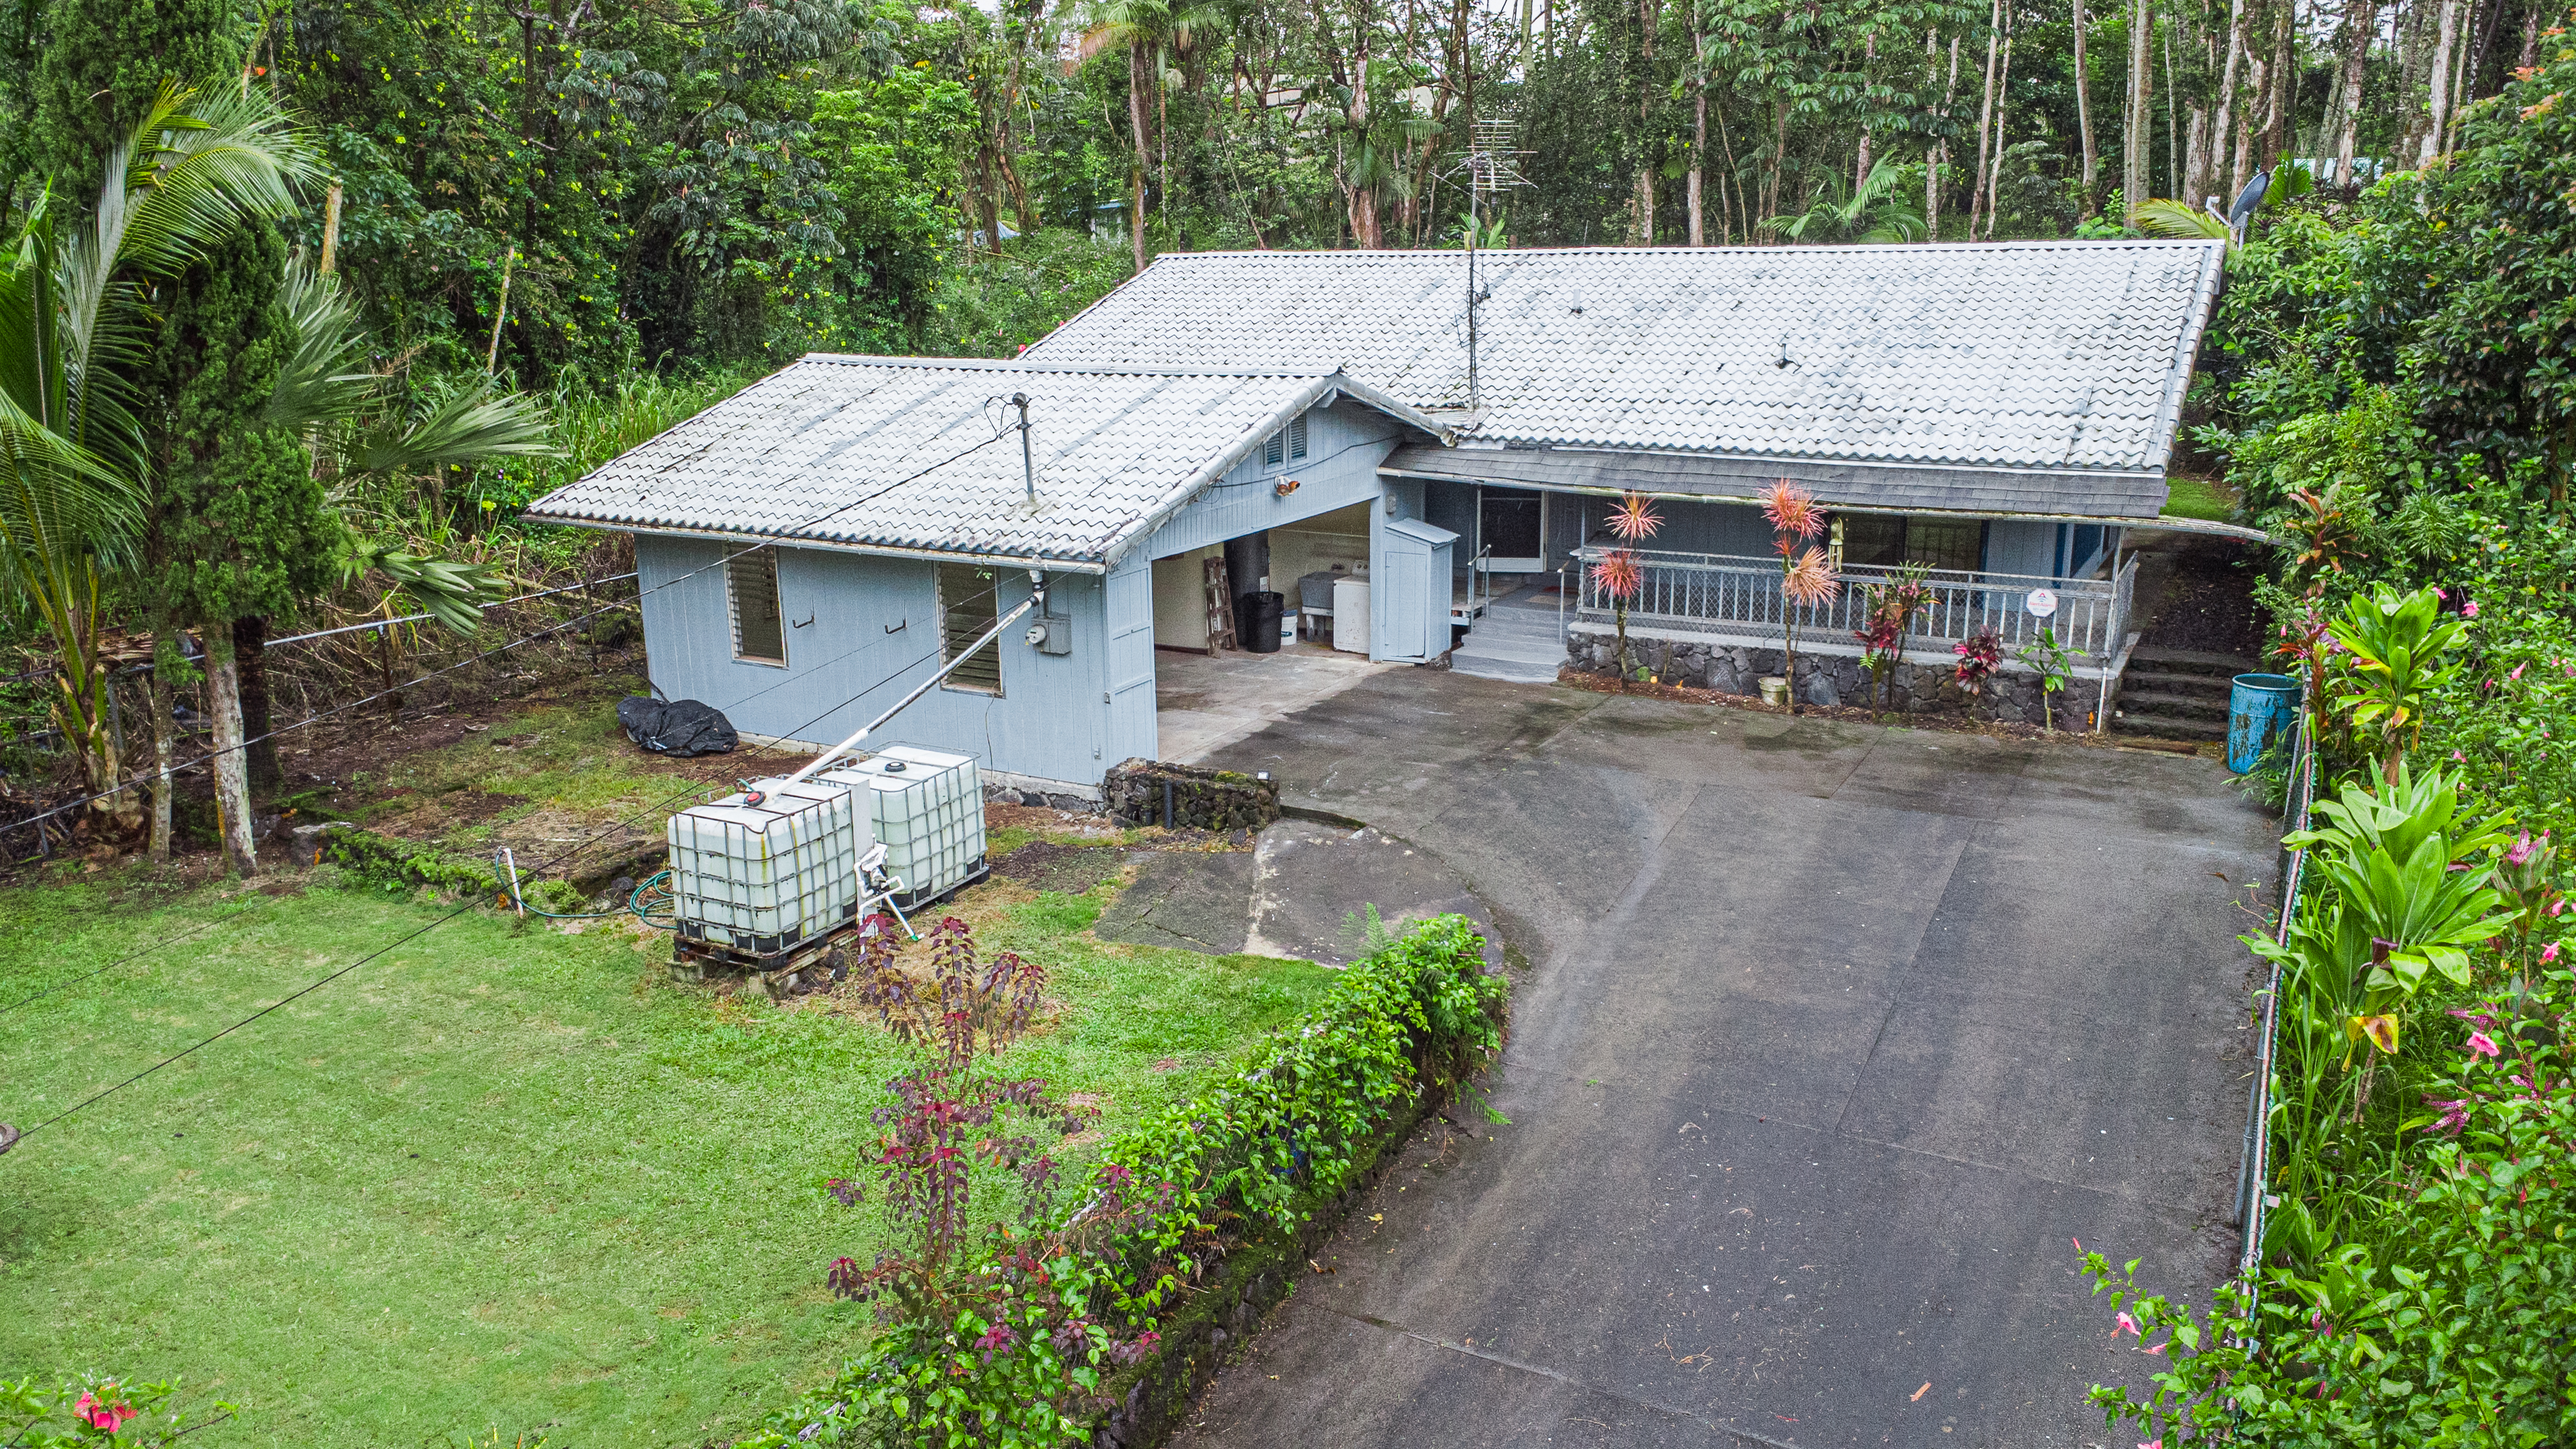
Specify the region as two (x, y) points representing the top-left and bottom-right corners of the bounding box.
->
(1183, 671), (2275, 1448)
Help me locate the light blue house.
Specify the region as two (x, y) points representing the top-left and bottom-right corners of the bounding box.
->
(531, 240), (2250, 791)
(526, 357), (1455, 799)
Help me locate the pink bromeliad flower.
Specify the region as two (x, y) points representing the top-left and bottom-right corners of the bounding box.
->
(2425, 1098), (2470, 1135)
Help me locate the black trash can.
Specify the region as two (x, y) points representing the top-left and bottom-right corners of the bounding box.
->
(1235, 591), (1284, 653)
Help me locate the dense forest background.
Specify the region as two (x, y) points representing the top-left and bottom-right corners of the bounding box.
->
(0, 0), (2557, 868)
(0, 0), (2541, 413)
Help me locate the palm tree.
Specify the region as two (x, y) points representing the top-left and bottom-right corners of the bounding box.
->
(1085, 0), (1219, 273)
(1767, 157), (1928, 244)
(0, 82), (315, 840)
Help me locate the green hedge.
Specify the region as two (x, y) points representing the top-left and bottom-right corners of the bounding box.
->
(740, 913), (1508, 1448)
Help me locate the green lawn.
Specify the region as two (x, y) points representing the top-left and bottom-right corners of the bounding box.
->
(2161, 475), (2239, 522)
(0, 851), (1329, 1446)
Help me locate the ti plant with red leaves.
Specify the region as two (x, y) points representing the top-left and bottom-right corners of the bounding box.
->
(1588, 491), (1662, 687)
(1852, 564), (1933, 712)
(1761, 481), (1838, 711)
(816, 915), (1158, 1447)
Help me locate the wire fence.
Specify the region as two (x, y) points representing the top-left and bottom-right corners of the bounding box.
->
(0, 557), (644, 857)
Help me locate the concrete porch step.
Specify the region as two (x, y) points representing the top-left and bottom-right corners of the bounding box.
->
(2122, 667), (2240, 697)
(2115, 688), (2230, 722)
(2112, 709), (2227, 740)
(2126, 646), (2259, 678)
(1454, 635), (1567, 666)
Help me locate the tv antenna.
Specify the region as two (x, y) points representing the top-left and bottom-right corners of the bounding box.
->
(1453, 120), (1529, 411)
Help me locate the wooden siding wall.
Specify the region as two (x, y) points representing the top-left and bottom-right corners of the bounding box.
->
(635, 536), (1123, 790)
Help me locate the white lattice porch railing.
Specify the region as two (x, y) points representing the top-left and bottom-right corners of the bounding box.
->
(1570, 549), (2138, 676)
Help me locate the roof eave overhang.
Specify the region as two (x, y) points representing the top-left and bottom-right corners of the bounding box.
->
(1379, 447), (2275, 544)
(520, 514), (1115, 574)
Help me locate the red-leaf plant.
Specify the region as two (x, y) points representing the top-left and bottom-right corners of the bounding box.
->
(1762, 481), (1839, 712)
(825, 915), (1160, 1426)
(1588, 491), (1663, 688)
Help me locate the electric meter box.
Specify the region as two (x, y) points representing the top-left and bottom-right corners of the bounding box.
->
(819, 745), (986, 907)
(666, 776), (868, 958)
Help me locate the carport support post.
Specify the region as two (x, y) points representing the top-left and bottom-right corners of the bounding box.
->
(2093, 536), (2124, 734)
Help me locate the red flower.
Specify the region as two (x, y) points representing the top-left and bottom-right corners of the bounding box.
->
(74, 1391), (136, 1432)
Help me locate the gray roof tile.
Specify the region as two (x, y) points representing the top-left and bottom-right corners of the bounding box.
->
(1028, 241), (2224, 479)
(521, 357), (1437, 564)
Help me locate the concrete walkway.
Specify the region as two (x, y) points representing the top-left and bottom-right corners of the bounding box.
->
(1184, 671), (2274, 1448)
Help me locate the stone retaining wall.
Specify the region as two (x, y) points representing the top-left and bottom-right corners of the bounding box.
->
(1103, 759), (1282, 832)
(1566, 627), (2109, 728)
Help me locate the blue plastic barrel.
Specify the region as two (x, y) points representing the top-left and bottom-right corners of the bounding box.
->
(2227, 673), (2301, 774)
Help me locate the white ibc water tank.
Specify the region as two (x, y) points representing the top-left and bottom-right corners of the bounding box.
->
(666, 777), (868, 958)
(821, 744), (986, 907)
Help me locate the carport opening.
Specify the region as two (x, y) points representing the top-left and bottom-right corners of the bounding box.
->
(1149, 502), (1389, 763)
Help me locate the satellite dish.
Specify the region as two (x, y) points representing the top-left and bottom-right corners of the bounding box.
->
(2227, 171), (2272, 231)
(2026, 587), (2060, 619)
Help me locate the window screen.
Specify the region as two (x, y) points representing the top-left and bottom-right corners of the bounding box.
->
(937, 563), (1002, 694)
(1906, 519), (1986, 573)
(728, 547), (787, 664)
(1837, 515), (1983, 575)
(1287, 413), (1308, 460)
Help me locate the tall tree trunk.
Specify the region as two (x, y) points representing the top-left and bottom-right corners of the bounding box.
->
(2216, 0), (2249, 195)
(2522, 3), (2542, 71)
(147, 666), (175, 865)
(2330, 0), (2376, 182)
(2185, 102), (2212, 203)
(1932, 32), (1960, 237)
(1127, 42), (1153, 273)
(1854, 29), (1879, 193)
(2266, 0), (2297, 166)
(1969, 0), (2002, 237)
(205, 631), (258, 876)
(233, 615), (281, 799)
(1690, 5), (1708, 244)
(2166, 21), (2182, 197)
(2075, 0), (2098, 207)
(1986, 34), (2013, 236)
(2124, 0), (2153, 216)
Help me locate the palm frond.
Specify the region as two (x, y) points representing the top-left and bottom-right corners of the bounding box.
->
(264, 260), (378, 432)
(350, 384), (564, 480)
(345, 538), (502, 636)
(115, 80), (319, 280)
(2130, 197), (2231, 240)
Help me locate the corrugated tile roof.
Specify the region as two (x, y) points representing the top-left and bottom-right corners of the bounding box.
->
(1025, 241), (2226, 478)
(521, 357), (1437, 566)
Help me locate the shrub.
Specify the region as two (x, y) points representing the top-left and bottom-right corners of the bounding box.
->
(741, 913), (1506, 1448)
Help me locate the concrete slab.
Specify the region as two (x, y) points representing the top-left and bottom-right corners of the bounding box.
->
(1091, 821), (1502, 968)
(1181, 670), (2274, 1448)
(1155, 642), (1398, 765)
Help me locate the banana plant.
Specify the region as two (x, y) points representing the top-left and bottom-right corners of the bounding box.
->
(2326, 584), (2468, 785)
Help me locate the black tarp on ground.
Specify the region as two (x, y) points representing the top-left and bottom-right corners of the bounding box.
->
(615, 696), (739, 757)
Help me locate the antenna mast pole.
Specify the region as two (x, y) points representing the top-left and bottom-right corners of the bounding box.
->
(1012, 392), (1035, 505)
